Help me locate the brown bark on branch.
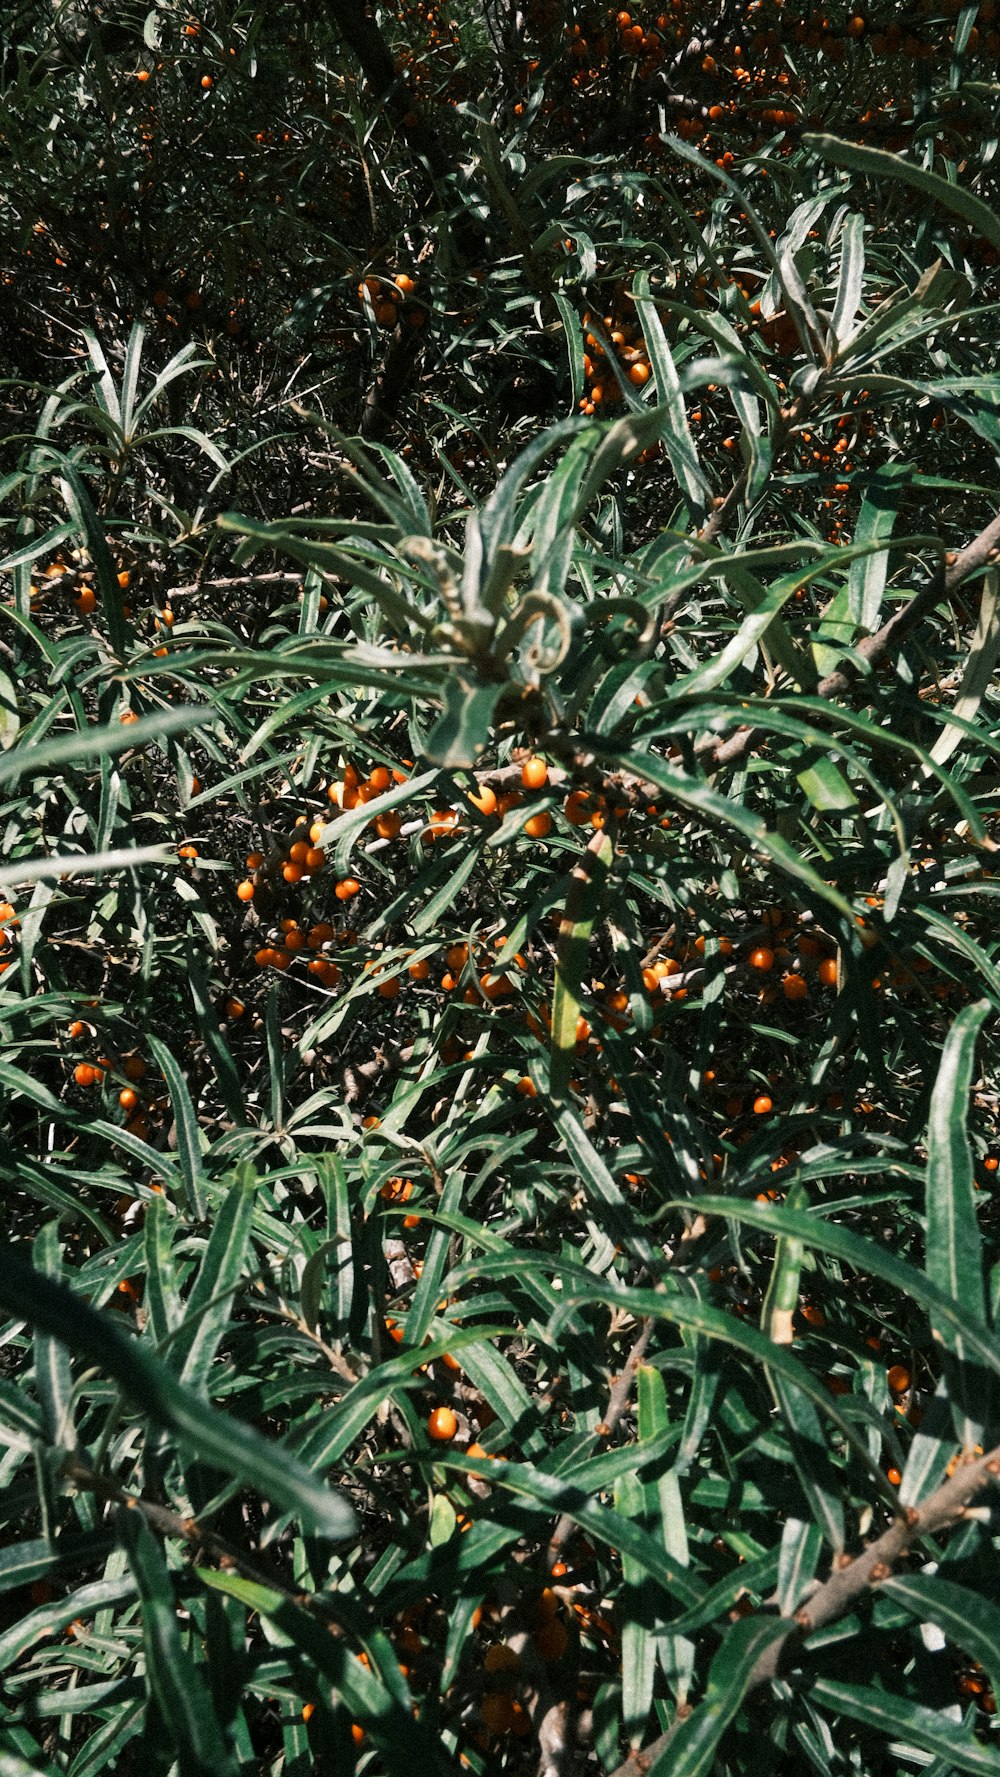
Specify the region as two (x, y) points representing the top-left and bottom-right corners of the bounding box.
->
(607, 1442), (1000, 1777)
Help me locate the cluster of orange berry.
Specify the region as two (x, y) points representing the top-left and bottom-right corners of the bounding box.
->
(67, 1029), (155, 1139)
(253, 918), (343, 985)
(577, 307), (650, 414)
(357, 271), (420, 329)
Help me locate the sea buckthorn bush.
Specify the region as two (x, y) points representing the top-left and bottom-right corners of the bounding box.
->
(2, 2), (1000, 1774)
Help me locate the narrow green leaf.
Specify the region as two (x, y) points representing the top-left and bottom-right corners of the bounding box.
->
(646, 1615), (791, 1777)
(882, 1572), (1000, 1704)
(804, 135), (1000, 256)
(119, 1507), (236, 1777)
(0, 706), (212, 787)
(776, 1517), (823, 1617)
(147, 1036), (208, 1221)
(176, 1172), (255, 1389)
(926, 1001), (989, 1342)
(0, 1247), (358, 1542)
(616, 1470), (657, 1746)
(809, 1678), (1000, 1774)
(551, 830), (613, 1101)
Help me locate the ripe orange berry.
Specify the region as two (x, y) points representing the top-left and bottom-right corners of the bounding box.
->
(335, 878), (361, 900)
(236, 879), (255, 902)
(304, 848), (325, 871)
(752, 1094), (773, 1115)
(178, 844), (199, 860)
(377, 975), (400, 998)
(282, 863), (303, 884)
(628, 360), (651, 385)
(246, 851), (265, 869)
(782, 973), (808, 1001)
(255, 947), (276, 969)
(747, 947), (774, 971)
(76, 585), (97, 614)
(563, 790), (593, 825)
(524, 809), (552, 840)
(200, 73), (213, 88)
(818, 957), (838, 987)
(73, 1063), (97, 1087)
(226, 997), (245, 1019)
(887, 1364), (911, 1394)
(368, 765), (392, 791)
(521, 757), (549, 790)
(408, 957), (431, 980)
(468, 784), (498, 816)
(427, 1405), (458, 1441)
(119, 1086), (140, 1111)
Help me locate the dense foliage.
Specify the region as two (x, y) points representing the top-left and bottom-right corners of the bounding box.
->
(3, 2), (1000, 1773)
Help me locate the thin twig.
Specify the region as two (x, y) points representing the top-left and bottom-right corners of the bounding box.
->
(546, 1317), (653, 1568)
(702, 507), (1000, 772)
(606, 1442), (1000, 1777)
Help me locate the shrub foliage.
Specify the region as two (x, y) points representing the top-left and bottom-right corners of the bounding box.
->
(3, 2), (1000, 1773)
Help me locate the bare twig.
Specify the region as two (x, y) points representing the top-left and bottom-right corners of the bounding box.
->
(546, 1318), (653, 1569)
(702, 508), (1000, 772)
(606, 1442), (1000, 1777)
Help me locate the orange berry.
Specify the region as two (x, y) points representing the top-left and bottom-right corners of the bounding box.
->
(75, 585), (97, 615)
(200, 73), (213, 88)
(377, 975), (400, 998)
(427, 1405), (458, 1441)
(782, 973), (808, 1001)
(236, 879), (255, 902)
(73, 1063), (97, 1087)
(226, 997), (245, 1019)
(524, 809), (552, 839)
(468, 784), (498, 816)
(119, 1087), (140, 1111)
(282, 863), (304, 884)
(747, 947), (774, 971)
(408, 957), (431, 980)
(752, 1094), (773, 1115)
(178, 844), (199, 860)
(521, 756), (549, 790)
(304, 848), (325, 870)
(516, 1076), (537, 1097)
(887, 1364), (911, 1394)
(246, 851), (265, 869)
(628, 360), (651, 386)
(818, 958), (838, 987)
(335, 877), (361, 900)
